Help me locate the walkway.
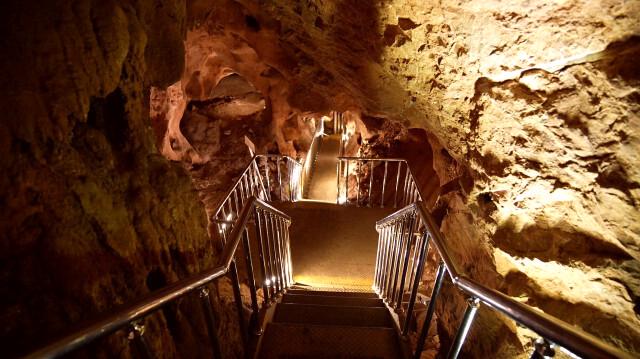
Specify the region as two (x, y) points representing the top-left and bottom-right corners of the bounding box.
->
(276, 201), (393, 290)
(306, 134), (341, 202)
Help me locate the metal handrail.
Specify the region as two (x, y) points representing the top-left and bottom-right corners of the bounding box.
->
(337, 156), (426, 207)
(25, 197), (293, 358)
(375, 201), (633, 359)
(212, 154), (301, 241)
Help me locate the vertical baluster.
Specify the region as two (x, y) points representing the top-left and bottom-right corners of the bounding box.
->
(273, 217), (285, 291)
(128, 321), (153, 359)
(335, 160), (340, 204)
(199, 287), (223, 359)
(390, 217), (407, 305)
(233, 189), (240, 218)
(288, 161), (294, 201)
(288, 220), (294, 285)
(355, 161), (360, 206)
(268, 214), (282, 293)
(394, 162), (402, 208)
(414, 261), (447, 359)
(277, 218), (288, 287)
(278, 218), (288, 288)
(280, 218), (292, 286)
(396, 214), (417, 311)
(407, 218), (423, 295)
(447, 298), (480, 359)
(376, 226), (387, 293)
(381, 161), (388, 208)
(264, 158), (271, 200)
(238, 176), (246, 205)
(277, 157), (283, 201)
(402, 168), (410, 207)
(376, 226), (389, 291)
(374, 226), (382, 290)
(244, 173), (252, 198)
(403, 232), (430, 336)
(241, 227), (260, 334)
(220, 206), (229, 244)
(229, 260), (248, 346)
(379, 225), (390, 297)
(262, 211), (275, 299)
(382, 223), (397, 299)
(368, 161), (374, 207)
(345, 160), (350, 204)
(254, 208), (270, 305)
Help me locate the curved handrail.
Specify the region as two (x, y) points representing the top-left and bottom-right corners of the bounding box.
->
(376, 201), (633, 359)
(25, 197), (290, 359)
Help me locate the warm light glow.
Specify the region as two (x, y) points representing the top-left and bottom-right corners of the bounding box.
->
(338, 194), (347, 204)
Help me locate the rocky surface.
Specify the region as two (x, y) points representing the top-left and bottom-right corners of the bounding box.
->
(1, 0), (639, 358)
(0, 0), (242, 357)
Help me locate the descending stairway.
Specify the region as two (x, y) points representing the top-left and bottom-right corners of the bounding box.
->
(257, 288), (405, 358)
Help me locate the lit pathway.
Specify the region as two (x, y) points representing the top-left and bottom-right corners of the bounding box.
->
(306, 134), (341, 202)
(276, 201), (393, 290)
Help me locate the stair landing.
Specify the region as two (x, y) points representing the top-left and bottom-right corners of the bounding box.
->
(276, 201), (393, 290)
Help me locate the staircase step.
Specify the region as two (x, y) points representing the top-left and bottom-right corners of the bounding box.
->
(258, 322), (403, 359)
(287, 288), (378, 299)
(274, 303), (393, 328)
(283, 293), (385, 307)
(282, 293), (384, 307)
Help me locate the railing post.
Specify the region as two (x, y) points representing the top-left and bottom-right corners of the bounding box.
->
(336, 160), (340, 204)
(241, 228), (261, 334)
(254, 208), (270, 305)
(390, 217), (407, 305)
(414, 261), (446, 359)
(447, 297), (481, 359)
(264, 157), (271, 200)
(199, 287), (223, 359)
(396, 214), (417, 311)
(268, 213), (282, 293)
(368, 161), (374, 207)
(381, 161), (388, 208)
(274, 217), (286, 292)
(382, 223), (397, 299)
(284, 220), (293, 286)
(229, 260), (248, 347)
(262, 212), (275, 297)
(128, 321), (154, 359)
(403, 233), (430, 336)
(355, 161), (360, 206)
(345, 160), (350, 204)
(277, 157), (283, 201)
(394, 162), (402, 208)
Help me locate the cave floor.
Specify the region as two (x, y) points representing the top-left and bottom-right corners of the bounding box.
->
(275, 201), (394, 290)
(306, 134), (341, 202)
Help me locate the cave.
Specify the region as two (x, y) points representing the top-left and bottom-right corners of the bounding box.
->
(1, 0), (639, 358)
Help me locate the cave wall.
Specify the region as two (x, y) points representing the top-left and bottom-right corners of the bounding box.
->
(1, 0), (639, 357)
(0, 0), (236, 356)
(214, 0), (640, 356)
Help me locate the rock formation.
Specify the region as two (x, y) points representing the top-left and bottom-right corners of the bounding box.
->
(1, 0), (638, 358)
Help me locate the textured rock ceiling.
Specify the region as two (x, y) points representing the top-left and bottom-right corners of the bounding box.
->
(160, 0), (639, 356)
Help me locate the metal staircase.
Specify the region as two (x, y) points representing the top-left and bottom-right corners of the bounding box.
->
(257, 287), (404, 358)
(22, 122), (633, 358)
